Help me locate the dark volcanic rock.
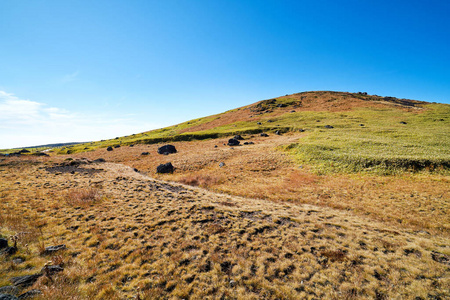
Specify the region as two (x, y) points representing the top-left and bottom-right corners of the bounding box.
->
(10, 275), (42, 288)
(42, 265), (64, 276)
(275, 130), (281, 135)
(227, 138), (240, 146)
(141, 152), (149, 156)
(0, 238), (8, 249)
(18, 149), (30, 154)
(156, 163), (174, 174)
(431, 251), (450, 265)
(0, 294), (18, 300)
(106, 146), (113, 151)
(400, 121), (407, 124)
(325, 125), (334, 129)
(0, 286), (18, 296)
(3, 247), (17, 256)
(260, 133), (269, 137)
(157, 145), (177, 155)
(42, 244), (66, 255)
(93, 158), (105, 163)
(17, 289), (41, 299)
(234, 135), (244, 140)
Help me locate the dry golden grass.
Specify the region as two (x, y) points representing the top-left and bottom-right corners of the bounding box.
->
(1, 155), (449, 299)
(70, 133), (449, 236)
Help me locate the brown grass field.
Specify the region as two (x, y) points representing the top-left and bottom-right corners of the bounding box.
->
(1, 92), (449, 299)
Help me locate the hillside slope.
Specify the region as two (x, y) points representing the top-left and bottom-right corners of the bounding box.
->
(0, 157), (449, 299)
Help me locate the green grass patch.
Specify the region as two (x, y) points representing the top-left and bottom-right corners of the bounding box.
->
(283, 104), (450, 174)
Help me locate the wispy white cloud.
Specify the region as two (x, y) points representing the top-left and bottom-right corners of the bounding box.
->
(0, 91), (159, 149)
(61, 70), (80, 83)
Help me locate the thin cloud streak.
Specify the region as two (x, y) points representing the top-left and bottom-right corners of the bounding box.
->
(61, 70), (80, 83)
(0, 91), (159, 149)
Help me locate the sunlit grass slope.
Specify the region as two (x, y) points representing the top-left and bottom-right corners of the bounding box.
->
(57, 91), (449, 174)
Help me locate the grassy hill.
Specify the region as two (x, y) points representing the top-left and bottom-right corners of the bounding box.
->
(1, 91), (449, 299)
(57, 91), (449, 175)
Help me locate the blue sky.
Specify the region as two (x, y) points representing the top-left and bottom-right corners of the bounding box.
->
(1, 0), (449, 148)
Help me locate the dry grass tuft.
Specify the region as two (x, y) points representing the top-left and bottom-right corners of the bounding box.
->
(65, 188), (103, 207)
(178, 173), (223, 188)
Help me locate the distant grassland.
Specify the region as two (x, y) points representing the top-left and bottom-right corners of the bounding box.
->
(283, 104), (449, 174)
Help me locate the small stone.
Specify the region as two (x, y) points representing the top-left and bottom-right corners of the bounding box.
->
(42, 244), (66, 255)
(106, 146), (113, 151)
(219, 162), (225, 168)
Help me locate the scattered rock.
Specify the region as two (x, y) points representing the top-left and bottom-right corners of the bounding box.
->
(299, 129), (305, 132)
(114, 145), (120, 148)
(360, 124), (365, 126)
(243, 142), (249, 145)
(42, 265), (64, 276)
(260, 133), (269, 137)
(227, 138), (240, 146)
(214, 145), (218, 148)
(291, 110), (296, 113)
(10, 275), (41, 288)
(42, 244), (66, 255)
(0, 286), (18, 296)
(106, 146), (113, 151)
(17, 289), (41, 299)
(0, 238), (8, 249)
(18, 149), (30, 154)
(431, 251), (450, 265)
(133, 168), (139, 172)
(93, 158), (105, 163)
(275, 130), (281, 135)
(325, 125), (334, 129)
(157, 145), (177, 155)
(0, 294), (18, 300)
(129, 144), (135, 147)
(400, 121), (407, 124)
(141, 152), (149, 156)
(277, 104), (287, 107)
(219, 162), (225, 167)
(12, 257), (24, 264)
(267, 120), (274, 123)
(257, 122), (262, 125)
(156, 163), (174, 174)
(234, 135), (244, 140)
(3, 247), (17, 256)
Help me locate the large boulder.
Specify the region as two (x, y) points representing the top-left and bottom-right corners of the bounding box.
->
(156, 163), (174, 174)
(227, 138), (240, 146)
(157, 145), (177, 155)
(0, 238), (8, 249)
